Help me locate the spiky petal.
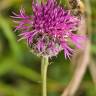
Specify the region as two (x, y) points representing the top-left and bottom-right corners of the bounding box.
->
(12, 0), (85, 58)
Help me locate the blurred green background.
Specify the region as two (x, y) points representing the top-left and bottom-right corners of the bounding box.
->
(0, 0), (96, 96)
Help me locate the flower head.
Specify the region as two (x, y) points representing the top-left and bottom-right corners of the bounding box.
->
(12, 0), (85, 58)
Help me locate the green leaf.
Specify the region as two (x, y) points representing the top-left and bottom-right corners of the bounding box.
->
(0, 16), (22, 59)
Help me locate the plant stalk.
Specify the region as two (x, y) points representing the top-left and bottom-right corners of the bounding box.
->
(41, 56), (49, 96)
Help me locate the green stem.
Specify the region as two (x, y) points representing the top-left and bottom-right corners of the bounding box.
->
(66, 0), (70, 9)
(41, 56), (49, 96)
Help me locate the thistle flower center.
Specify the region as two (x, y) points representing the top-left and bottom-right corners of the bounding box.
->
(12, 0), (85, 58)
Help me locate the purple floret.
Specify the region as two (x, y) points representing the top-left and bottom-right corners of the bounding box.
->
(12, 0), (85, 58)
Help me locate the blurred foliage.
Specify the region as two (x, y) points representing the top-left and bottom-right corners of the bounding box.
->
(0, 0), (96, 96)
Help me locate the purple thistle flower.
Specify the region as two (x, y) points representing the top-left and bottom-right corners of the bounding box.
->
(12, 0), (85, 58)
